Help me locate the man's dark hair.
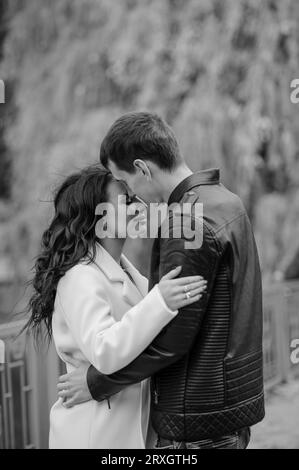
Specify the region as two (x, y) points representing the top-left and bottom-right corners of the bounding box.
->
(100, 111), (183, 173)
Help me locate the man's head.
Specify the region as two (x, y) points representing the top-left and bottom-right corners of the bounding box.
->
(100, 111), (183, 203)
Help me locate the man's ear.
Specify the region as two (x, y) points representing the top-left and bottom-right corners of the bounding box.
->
(133, 159), (151, 181)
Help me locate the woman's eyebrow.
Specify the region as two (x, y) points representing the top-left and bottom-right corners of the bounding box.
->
(115, 177), (125, 184)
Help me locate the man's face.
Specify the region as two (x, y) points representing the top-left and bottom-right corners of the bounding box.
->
(108, 160), (161, 205)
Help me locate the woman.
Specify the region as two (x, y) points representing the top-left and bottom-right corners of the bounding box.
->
(26, 165), (206, 449)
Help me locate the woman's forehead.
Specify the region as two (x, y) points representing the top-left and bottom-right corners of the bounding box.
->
(107, 179), (128, 196)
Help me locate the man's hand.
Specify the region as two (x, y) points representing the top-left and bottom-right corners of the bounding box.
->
(57, 357), (92, 408)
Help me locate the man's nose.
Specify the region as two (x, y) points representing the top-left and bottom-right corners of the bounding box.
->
(127, 188), (135, 198)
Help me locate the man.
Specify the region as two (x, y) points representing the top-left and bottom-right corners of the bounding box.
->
(58, 112), (265, 449)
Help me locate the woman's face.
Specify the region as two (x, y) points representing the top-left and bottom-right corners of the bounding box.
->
(98, 179), (146, 239)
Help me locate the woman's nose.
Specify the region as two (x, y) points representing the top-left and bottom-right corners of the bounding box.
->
(126, 187), (135, 199)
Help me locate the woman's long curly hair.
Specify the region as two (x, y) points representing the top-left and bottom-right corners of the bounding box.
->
(24, 165), (113, 343)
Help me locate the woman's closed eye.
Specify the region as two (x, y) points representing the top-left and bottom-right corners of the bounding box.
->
(125, 193), (134, 206)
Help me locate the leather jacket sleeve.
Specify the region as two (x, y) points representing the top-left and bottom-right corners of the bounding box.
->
(87, 218), (221, 402)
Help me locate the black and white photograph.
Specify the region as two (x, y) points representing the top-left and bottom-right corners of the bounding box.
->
(0, 0), (299, 455)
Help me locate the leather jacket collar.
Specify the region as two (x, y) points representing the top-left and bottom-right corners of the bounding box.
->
(168, 168), (220, 205)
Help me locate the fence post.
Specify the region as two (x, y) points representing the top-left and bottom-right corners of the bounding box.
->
(0, 405), (2, 449)
(274, 284), (291, 383)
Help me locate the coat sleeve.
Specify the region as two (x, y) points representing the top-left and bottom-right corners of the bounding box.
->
(57, 264), (178, 374)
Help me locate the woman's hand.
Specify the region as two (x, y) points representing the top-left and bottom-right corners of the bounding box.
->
(158, 266), (207, 311)
(57, 357), (92, 408)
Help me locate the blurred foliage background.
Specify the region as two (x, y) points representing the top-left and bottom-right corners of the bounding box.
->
(1, 0), (299, 319)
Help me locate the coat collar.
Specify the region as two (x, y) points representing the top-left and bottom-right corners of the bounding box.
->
(93, 243), (147, 306)
(168, 168), (220, 205)
(119, 253), (148, 297)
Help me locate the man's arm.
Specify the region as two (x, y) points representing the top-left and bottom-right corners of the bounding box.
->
(88, 219), (221, 402)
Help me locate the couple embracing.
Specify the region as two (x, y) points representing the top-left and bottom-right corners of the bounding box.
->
(26, 112), (264, 449)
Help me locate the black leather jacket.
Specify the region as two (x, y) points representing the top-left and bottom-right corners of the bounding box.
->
(87, 169), (265, 440)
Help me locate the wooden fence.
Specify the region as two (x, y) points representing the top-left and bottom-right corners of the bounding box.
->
(0, 281), (298, 448)
(0, 321), (59, 449)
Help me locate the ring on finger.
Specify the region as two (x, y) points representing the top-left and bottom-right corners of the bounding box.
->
(185, 291), (191, 299)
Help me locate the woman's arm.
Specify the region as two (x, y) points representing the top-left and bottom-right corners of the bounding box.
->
(57, 264), (178, 375)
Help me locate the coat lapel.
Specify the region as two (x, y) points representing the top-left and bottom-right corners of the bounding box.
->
(93, 243), (146, 307)
(120, 254), (149, 298)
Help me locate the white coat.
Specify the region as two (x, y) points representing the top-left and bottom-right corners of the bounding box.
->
(49, 243), (178, 449)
